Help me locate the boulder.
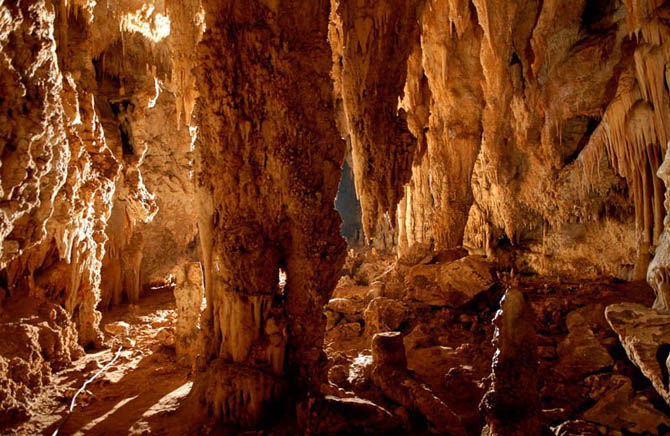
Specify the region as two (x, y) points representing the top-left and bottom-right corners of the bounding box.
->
(354, 262), (388, 286)
(347, 353), (373, 389)
(104, 321), (130, 337)
(582, 375), (670, 434)
(406, 344), (475, 380)
(325, 322), (364, 350)
(327, 364), (349, 388)
(407, 256), (494, 307)
(398, 243), (434, 266)
(300, 395), (399, 435)
(555, 311), (613, 379)
(326, 297), (367, 317)
(156, 327), (176, 348)
(606, 303), (670, 405)
(372, 332), (407, 370)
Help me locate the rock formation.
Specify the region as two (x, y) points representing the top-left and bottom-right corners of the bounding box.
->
(193, 0), (346, 426)
(480, 288), (541, 435)
(3, 0), (670, 434)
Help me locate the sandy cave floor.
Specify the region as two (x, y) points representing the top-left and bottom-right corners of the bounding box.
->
(9, 289), (206, 436)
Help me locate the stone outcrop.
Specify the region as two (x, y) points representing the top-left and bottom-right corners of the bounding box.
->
(0, 297), (82, 431)
(1, 0), (121, 349)
(406, 255), (494, 307)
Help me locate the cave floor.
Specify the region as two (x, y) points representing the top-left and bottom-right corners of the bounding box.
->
(5, 251), (670, 435)
(12, 289), (206, 436)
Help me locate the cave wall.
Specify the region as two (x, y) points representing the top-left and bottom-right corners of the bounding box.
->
(4, 0), (670, 431)
(93, 0), (203, 307)
(0, 0), (122, 348)
(0, 0), (204, 337)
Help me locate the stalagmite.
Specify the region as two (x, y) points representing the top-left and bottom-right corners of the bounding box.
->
(480, 288), (541, 435)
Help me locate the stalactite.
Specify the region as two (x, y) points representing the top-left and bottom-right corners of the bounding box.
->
(329, 0), (423, 239)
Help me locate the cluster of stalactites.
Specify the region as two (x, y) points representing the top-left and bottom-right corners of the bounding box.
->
(579, 0), (670, 247)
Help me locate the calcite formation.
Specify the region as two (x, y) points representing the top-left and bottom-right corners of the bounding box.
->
(193, 0), (346, 426)
(172, 261), (204, 363)
(480, 288), (541, 435)
(606, 303), (670, 406)
(4, 0), (670, 434)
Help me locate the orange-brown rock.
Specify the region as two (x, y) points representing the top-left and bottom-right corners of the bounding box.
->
(193, 0), (346, 426)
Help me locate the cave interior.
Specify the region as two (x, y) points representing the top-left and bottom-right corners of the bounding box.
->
(3, 0), (670, 435)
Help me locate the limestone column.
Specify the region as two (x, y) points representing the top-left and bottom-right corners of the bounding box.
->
(194, 0), (346, 426)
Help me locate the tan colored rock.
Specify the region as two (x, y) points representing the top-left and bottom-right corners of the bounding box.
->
(363, 297), (409, 335)
(326, 297), (367, 317)
(156, 327), (176, 349)
(193, 0), (346, 426)
(0, 298), (81, 428)
(648, 148), (670, 312)
(172, 262), (204, 362)
(329, 0), (422, 239)
(407, 256), (494, 307)
(406, 344), (472, 381)
(104, 321), (130, 337)
(555, 311), (613, 379)
(606, 302), (670, 406)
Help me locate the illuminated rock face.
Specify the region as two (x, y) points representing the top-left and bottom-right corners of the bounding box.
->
(331, 0), (670, 280)
(0, 0), (202, 423)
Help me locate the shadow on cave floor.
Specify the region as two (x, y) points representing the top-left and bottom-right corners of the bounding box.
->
(21, 289), (208, 436)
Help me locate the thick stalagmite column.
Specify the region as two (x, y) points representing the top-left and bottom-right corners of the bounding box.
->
(194, 0), (346, 427)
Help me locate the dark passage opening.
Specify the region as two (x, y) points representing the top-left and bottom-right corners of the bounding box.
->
(335, 160), (363, 246)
